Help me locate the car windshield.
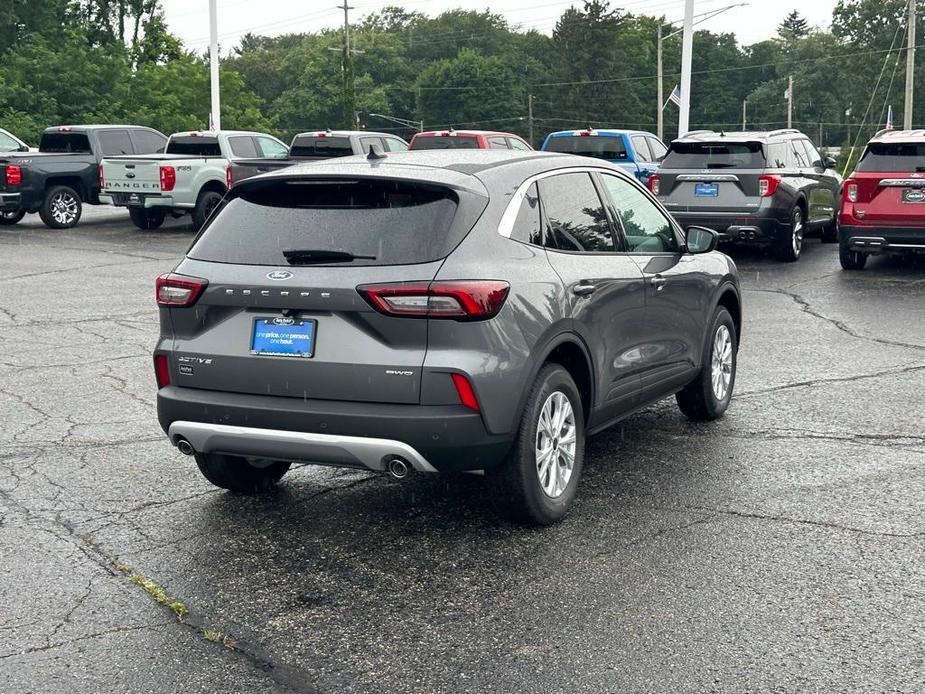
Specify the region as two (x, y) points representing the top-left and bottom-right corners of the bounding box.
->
(662, 142), (766, 169)
(543, 135), (628, 160)
(189, 178), (475, 267)
(39, 132), (92, 153)
(290, 136), (353, 158)
(166, 136), (222, 156)
(410, 136), (479, 150)
(856, 143), (925, 171)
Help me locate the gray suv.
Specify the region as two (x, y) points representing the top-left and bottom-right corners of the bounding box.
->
(155, 150), (742, 525)
(650, 129), (841, 261)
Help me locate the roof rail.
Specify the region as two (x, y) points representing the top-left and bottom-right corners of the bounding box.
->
(679, 130), (714, 138)
(767, 128), (800, 137)
(873, 128), (892, 138)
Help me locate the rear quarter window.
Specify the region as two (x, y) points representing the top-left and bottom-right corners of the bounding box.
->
(166, 136), (222, 156)
(189, 178), (485, 267)
(856, 143), (925, 172)
(662, 142), (765, 169)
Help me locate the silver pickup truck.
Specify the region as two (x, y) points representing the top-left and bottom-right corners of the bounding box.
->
(98, 130), (289, 229)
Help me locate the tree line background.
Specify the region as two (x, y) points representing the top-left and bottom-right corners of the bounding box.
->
(1, 0), (921, 157)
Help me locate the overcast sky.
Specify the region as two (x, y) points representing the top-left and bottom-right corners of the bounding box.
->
(162, 0), (840, 54)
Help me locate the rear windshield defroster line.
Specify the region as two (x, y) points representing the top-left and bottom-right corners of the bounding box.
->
(188, 177), (487, 267)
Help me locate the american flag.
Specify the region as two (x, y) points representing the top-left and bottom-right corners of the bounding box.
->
(667, 85), (682, 108)
(886, 105), (894, 130)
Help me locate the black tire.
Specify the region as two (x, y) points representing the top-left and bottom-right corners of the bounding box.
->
(676, 306), (737, 421)
(194, 453), (290, 494)
(192, 189), (224, 229)
(129, 207), (166, 230)
(492, 364), (586, 526)
(39, 185), (82, 229)
(839, 242), (868, 270)
(820, 216), (838, 243)
(0, 209), (26, 225)
(774, 205), (804, 262)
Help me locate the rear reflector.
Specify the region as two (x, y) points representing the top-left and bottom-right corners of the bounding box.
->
(451, 373), (480, 412)
(155, 273), (207, 307)
(357, 281), (510, 320)
(154, 354), (170, 389)
(160, 165), (176, 192)
(758, 174), (781, 197)
(5, 164), (22, 186)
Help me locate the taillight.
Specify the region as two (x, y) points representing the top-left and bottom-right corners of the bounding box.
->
(154, 354), (170, 389)
(98, 164), (104, 189)
(758, 174), (781, 197)
(451, 373), (480, 412)
(357, 281), (510, 320)
(159, 165), (176, 192)
(155, 273), (207, 307)
(225, 164), (233, 189)
(648, 174), (660, 195)
(845, 179), (858, 203)
(5, 164), (22, 186)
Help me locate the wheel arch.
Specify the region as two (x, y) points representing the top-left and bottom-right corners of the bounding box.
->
(714, 281), (742, 344)
(517, 332), (596, 428)
(45, 176), (87, 201)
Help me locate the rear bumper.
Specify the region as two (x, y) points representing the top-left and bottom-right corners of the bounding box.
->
(839, 225), (925, 253)
(99, 193), (192, 209)
(0, 192), (22, 211)
(668, 209), (788, 243)
(157, 386), (513, 473)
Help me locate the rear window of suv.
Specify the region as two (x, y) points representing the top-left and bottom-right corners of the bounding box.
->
(544, 135), (628, 160)
(166, 136), (222, 156)
(39, 132), (92, 153)
(856, 142), (925, 172)
(189, 178), (477, 267)
(662, 142), (765, 169)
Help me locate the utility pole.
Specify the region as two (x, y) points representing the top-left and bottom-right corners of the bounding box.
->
(528, 93), (535, 146)
(787, 75), (793, 129)
(678, 0), (694, 136)
(208, 0), (220, 130)
(339, 2), (357, 130)
(657, 24), (664, 141)
(904, 0), (916, 130)
(742, 100), (747, 130)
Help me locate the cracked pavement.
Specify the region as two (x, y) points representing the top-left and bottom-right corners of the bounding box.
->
(1, 208), (923, 693)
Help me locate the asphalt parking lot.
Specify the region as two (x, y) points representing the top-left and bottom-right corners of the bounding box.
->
(1, 207), (923, 693)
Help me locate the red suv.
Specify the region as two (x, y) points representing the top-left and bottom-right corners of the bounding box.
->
(839, 129), (925, 269)
(409, 129), (532, 151)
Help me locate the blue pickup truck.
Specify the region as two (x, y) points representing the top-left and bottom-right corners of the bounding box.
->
(540, 128), (668, 185)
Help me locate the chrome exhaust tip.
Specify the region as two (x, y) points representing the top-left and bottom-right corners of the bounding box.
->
(386, 457), (409, 480)
(176, 438), (195, 456)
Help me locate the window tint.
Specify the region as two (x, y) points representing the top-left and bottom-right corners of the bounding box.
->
(256, 136), (288, 159)
(98, 129), (134, 156)
(39, 132), (92, 153)
(789, 140), (809, 167)
(488, 136), (509, 150)
(383, 137), (409, 152)
(648, 137), (668, 161)
(801, 139), (822, 167)
(189, 179), (477, 267)
(509, 183), (543, 245)
(538, 173), (615, 253)
(410, 135), (479, 150)
(166, 136), (222, 156)
(632, 136), (652, 162)
(228, 136), (259, 158)
(131, 129), (166, 154)
(508, 137), (531, 151)
(767, 143), (788, 168)
(856, 142), (925, 171)
(600, 174), (678, 253)
(543, 135), (628, 160)
(290, 135), (352, 158)
(0, 132), (21, 151)
(662, 141), (765, 169)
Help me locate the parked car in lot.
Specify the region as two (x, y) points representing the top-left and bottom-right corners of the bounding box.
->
(0, 124), (167, 228)
(651, 129), (841, 261)
(409, 129), (532, 150)
(154, 149), (741, 525)
(227, 130), (409, 188)
(838, 129), (925, 270)
(0, 127), (33, 153)
(541, 128), (667, 184)
(99, 129), (289, 230)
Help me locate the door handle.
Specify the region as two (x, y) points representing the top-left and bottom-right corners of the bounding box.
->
(573, 282), (597, 296)
(650, 275), (667, 291)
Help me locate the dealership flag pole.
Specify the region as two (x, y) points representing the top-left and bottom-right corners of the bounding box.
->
(678, 0), (694, 136)
(904, 0), (916, 129)
(209, 0), (221, 131)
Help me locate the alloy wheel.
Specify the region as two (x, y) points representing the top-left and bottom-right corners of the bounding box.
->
(791, 208), (804, 256)
(535, 391), (577, 499)
(711, 324), (733, 401)
(51, 192), (78, 226)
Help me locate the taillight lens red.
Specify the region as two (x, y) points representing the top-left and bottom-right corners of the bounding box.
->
(159, 165), (176, 192)
(758, 174), (781, 197)
(155, 273), (207, 307)
(225, 164), (233, 190)
(844, 179), (858, 203)
(648, 174), (660, 195)
(154, 354), (170, 389)
(357, 281), (510, 320)
(98, 164), (104, 189)
(451, 373), (480, 412)
(5, 164), (22, 186)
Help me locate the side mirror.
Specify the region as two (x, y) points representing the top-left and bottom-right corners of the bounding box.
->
(686, 225), (719, 254)
(823, 156), (837, 169)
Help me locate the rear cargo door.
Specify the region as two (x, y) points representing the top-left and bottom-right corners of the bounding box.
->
(659, 141), (765, 213)
(169, 176), (484, 405)
(851, 142), (925, 226)
(101, 157), (163, 202)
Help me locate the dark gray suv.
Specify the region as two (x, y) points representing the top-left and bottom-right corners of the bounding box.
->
(155, 150), (742, 525)
(650, 129), (841, 261)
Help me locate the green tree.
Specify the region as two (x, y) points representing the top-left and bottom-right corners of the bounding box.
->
(778, 11), (810, 42)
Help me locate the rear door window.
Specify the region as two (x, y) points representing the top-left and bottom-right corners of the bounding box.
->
(0, 131), (21, 151)
(508, 137), (531, 151)
(98, 129), (135, 156)
(189, 179), (478, 267)
(410, 135), (480, 150)
(488, 136), (509, 149)
(39, 132), (92, 153)
(131, 129), (166, 154)
(632, 136), (652, 162)
(855, 143), (925, 171)
(599, 174), (679, 253)
(166, 136), (222, 156)
(789, 140), (809, 168)
(661, 142), (765, 169)
(647, 137), (667, 161)
(383, 137), (409, 152)
(290, 135), (352, 158)
(543, 135), (628, 161)
(537, 172), (616, 253)
(256, 136), (288, 159)
(228, 136), (260, 159)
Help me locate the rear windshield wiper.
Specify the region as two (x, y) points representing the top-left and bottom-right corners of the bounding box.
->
(915, 166), (925, 172)
(705, 162), (736, 169)
(282, 249), (376, 264)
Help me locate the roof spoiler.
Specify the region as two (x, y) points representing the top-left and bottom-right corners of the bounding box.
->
(679, 130), (715, 138)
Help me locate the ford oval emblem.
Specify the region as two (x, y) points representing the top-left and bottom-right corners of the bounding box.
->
(266, 270), (293, 281)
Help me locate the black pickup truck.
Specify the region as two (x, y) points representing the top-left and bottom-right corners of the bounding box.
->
(0, 125), (167, 229)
